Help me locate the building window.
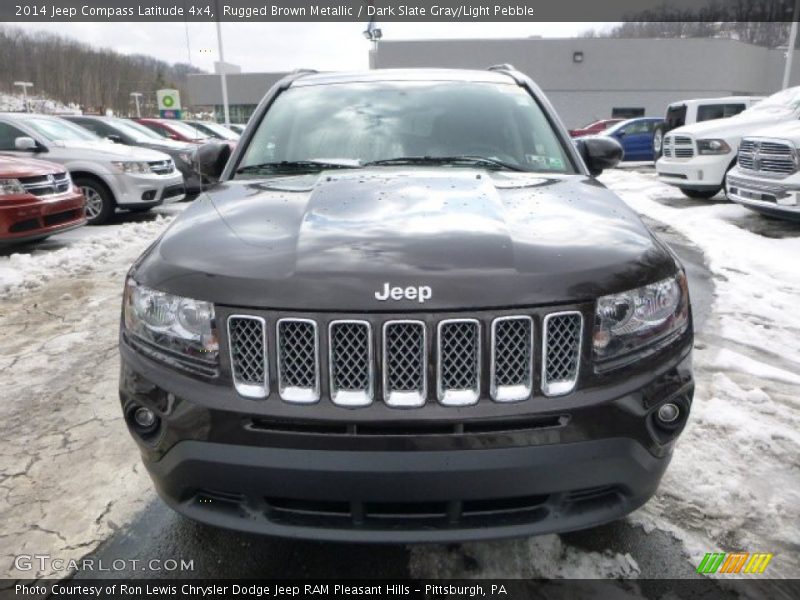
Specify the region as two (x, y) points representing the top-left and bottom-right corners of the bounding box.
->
(611, 107), (645, 119)
(573, 51), (584, 63)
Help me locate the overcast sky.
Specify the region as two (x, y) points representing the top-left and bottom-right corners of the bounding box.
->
(16, 22), (615, 72)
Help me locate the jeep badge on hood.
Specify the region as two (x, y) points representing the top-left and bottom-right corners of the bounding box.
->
(374, 282), (433, 303)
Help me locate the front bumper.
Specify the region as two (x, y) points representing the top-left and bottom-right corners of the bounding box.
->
(119, 326), (693, 542)
(656, 154), (732, 189)
(110, 170), (185, 208)
(0, 191), (86, 244)
(726, 170), (800, 218)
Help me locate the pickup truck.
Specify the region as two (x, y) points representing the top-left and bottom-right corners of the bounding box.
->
(655, 86), (800, 199)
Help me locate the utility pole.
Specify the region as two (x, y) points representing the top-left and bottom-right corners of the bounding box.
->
(214, 0), (231, 127)
(14, 81), (33, 112)
(130, 92), (143, 118)
(783, 0), (800, 89)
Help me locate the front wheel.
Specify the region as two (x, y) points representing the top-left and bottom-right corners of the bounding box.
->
(74, 177), (114, 225)
(680, 187), (720, 200)
(652, 125), (665, 160)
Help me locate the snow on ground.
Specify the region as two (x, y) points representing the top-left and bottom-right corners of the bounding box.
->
(598, 170), (800, 579)
(0, 211), (180, 578)
(0, 92), (80, 114)
(0, 217), (173, 298)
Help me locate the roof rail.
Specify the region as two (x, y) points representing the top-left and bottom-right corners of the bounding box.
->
(488, 64), (517, 72)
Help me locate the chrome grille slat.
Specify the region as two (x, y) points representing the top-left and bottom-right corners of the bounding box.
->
(664, 135), (694, 159)
(148, 159), (175, 175)
(542, 312), (583, 397)
(490, 316), (533, 402)
(738, 138), (797, 177)
(437, 319), (480, 406)
(383, 320), (426, 408)
(228, 315), (268, 399)
(329, 320), (373, 407)
(277, 318), (320, 404)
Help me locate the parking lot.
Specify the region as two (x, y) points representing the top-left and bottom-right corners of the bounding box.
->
(1, 168), (798, 586)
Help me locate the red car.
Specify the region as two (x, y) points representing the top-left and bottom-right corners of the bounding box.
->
(0, 155), (86, 244)
(134, 118), (213, 145)
(569, 118), (625, 138)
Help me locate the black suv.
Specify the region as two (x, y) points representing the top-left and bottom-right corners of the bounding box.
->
(119, 67), (693, 542)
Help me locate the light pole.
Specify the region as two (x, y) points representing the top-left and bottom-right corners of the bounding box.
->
(130, 92), (143, 118)
(214, 0), (231, 127)
(783, 0), (800, 89)
(14, 81), (33, 112)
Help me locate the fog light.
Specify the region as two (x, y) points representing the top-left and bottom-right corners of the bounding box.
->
(657, 402), (680, 424)
(133, 406), (156, 428)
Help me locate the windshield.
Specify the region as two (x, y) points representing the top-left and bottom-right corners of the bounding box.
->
(747, 87), (800, 113)
(116, 119), (163, 141)
(26, 117), (100, 142)
(167, 121), (210, 140)
(108, 119), (162, 143)
(194, 121), (239, 140)
(237, 81), (573, 175)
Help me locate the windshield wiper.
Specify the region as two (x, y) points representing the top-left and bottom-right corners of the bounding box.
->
(236, 160), (361, 174)
(363, 155), (526, 172)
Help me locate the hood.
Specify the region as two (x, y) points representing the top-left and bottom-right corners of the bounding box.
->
(743, 120), (800, 142)
(672, 108), (797, 139)
(0, 154), (64, 178)
(55, 140), (172, 161)
(136, 168), (677, 311)
(139, 139), (195, 153)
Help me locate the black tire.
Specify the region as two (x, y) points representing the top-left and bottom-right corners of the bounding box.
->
(74, 176), (114, 225)
(680, 187), (721, 200)
(652, 124), (665, 160)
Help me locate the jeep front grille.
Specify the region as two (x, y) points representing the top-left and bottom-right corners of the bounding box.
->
(542, 312), (583, 397)
(277, 318), (320, 403)
(491, 316), (533, 402)
(329, 320), (373, 407)
(437, 319), (480, 406)
(383, 320), (427, 408)
(227, 316), (268, 398)
(227, 310), (585, 406)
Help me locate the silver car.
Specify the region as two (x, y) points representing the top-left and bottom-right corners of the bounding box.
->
(0, 113), (185, 224)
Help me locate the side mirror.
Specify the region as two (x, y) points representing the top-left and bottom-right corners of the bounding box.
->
(194, 141), (231, 183)
(577, 136), (623, 176)
(14, 136), (39, 152)
(106, 134), (123, 144)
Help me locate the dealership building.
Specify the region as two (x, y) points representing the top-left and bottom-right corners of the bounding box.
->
(187, 37), (800, 128)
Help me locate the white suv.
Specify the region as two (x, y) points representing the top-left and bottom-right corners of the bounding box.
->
(655, 87), (800, 199)
(726, 121), (800, 220)
(0, 113), (185, 224)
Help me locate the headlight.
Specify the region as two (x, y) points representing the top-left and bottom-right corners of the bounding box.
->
(123, 278), (218, 365)
(0, 178), (25, 196)
(111, 161), (152, 174)
(696, 139), (731, 155)
(593, 271), (689, 367)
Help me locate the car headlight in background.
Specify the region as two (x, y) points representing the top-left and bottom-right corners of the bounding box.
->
(123, 278), (218, 366)
(696, 139), (731, 155)
(0, 179), (25, 196)
(111, 161), (152, 174)
(593, 271), (689, 367)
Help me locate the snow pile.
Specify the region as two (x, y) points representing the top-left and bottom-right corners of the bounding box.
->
(0, 92), (81, 114)
(0, 217), (172, 298)
(410, 534), (640, 580)
(600, 170), (800, 578)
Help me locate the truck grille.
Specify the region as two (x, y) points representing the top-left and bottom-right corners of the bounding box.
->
(738, 138), (796, 177)
(227, 311), (584, 406)
(19, 172), (71, 197)
(663, 135), (694, 159)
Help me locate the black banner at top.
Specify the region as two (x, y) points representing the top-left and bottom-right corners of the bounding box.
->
(3, 0), (799, 22)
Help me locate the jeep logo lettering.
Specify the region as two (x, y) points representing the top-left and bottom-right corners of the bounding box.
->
(374, 282), (432, 303)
